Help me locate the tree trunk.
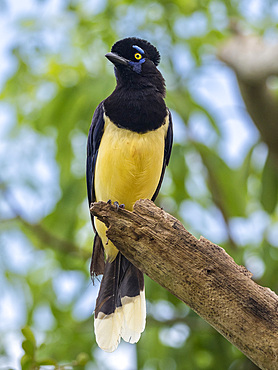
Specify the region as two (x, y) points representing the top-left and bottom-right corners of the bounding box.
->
(90, 199), (278, 370)
(217, 33), (278, 168)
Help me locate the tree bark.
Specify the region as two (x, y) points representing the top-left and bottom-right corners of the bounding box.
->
(90, 199), (278, 370)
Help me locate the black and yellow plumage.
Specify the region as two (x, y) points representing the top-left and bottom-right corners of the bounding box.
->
(86, 37), (173, 352)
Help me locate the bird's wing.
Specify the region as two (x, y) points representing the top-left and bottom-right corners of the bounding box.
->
(86, 101), (105, 212)
(87, 102), (106, 278)
(151, 108), (173, 201)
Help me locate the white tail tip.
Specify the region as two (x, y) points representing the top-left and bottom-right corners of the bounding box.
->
(94, 290), (146, 352)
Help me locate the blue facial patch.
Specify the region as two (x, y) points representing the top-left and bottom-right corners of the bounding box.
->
(132, 45), (145, 55)
(129, 58), (145, 73)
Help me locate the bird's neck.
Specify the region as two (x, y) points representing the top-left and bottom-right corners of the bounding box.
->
(104, 85), (167, 133)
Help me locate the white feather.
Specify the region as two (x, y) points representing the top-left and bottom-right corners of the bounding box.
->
(121, 290), (146, 343)
(94, 309), (123, 353)
(94, 290), (146, 352)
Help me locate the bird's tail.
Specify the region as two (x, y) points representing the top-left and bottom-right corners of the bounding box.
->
(94, 252), (146, 352)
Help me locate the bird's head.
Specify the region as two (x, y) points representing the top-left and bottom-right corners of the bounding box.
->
(106, 37), (165, 94)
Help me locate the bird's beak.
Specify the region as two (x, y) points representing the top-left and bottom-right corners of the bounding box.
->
(105, 52), (129, 66)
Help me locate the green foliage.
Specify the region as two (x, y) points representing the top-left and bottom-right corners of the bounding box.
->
(1, 0), (278, 369)
(20, 326), (90, 369)
(261, 153), (278, 214)
(21, 326), (57, 369)
(195, 143), (247, 218)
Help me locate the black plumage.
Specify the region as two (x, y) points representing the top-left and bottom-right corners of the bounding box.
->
(94, 253), (144, 317)
(105, 38), (167, 132)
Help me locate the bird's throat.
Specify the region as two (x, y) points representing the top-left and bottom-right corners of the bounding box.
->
(104, 87), (167, 133)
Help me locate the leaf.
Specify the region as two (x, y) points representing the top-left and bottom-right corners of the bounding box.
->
(22, 340), (35, 358)
(20, 354), (33, 370)
(261, 153), (278, 214)
(21, 326), (36, 346)
(76, 352), (90, 366)
(37, 358), (57, 366)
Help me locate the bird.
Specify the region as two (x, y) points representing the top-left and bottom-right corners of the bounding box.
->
(86, 37), (173, 352)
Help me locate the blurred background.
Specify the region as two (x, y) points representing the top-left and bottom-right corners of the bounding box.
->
(1, 0), (278, 369)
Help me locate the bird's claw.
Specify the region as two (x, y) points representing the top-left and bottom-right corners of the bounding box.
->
(113, 201), (125, 211)
(107, 199), (125, 211)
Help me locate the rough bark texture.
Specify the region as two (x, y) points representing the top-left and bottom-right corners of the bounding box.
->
(90, 199), (278, 370)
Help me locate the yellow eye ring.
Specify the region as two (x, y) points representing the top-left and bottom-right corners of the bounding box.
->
(134, 53), (142, 60)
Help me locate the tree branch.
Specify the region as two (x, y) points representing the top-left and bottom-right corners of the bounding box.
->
(0, 184), (89, 259)
(90, 199), (278, 370)
(19, 217), (90, 259)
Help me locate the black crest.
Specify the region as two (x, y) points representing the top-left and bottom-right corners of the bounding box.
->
(111, 37), (161, 66)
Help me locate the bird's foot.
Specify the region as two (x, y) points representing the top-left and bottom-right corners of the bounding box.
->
(113, 201), (125, 211)
(106, 199), (125, 211)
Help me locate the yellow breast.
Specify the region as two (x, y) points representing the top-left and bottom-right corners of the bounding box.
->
(94, 114), (168, 259)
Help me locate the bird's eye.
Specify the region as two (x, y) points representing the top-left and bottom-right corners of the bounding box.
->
(134, 53), (142, 60)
